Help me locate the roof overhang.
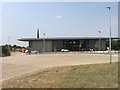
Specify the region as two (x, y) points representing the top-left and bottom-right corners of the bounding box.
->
(18, 37), (119, 42)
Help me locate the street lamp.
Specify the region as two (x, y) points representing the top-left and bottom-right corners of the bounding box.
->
(43, 33), (45, 52)
(106, 6), (112, 64)
(98, 30), (101, 51)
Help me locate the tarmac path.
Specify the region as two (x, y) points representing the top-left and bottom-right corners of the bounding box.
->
(0, 52), (118, 82)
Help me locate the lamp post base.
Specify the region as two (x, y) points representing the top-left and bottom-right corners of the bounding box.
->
(110, 62), (112, 64)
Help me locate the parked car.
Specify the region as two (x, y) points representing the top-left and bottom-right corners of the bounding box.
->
(30, 50), (39, 54)
(61, 49), (69, 52)
(25, 49), (38, 54)
(25, 50), (28, 53)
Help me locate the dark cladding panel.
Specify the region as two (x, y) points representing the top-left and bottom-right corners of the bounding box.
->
(52, 40), (63, 52)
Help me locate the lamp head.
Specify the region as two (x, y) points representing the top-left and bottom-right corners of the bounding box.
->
(106, 7), (110, 10)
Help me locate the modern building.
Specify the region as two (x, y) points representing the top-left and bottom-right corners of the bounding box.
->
(18, 29), (111, 52)
(18, 37), (108, 52)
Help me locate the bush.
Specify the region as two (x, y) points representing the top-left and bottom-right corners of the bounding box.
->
(0, 45), (11, 57)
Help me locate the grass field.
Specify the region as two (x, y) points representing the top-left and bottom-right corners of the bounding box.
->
(3, 62), (118, 88)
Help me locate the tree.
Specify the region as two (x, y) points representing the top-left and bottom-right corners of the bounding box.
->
(106, 39), (120, 50)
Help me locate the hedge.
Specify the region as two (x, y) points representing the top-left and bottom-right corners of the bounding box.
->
(0, 45), (11, 57)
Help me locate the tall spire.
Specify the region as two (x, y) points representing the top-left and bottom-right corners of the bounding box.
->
(37, 28), (39, 38)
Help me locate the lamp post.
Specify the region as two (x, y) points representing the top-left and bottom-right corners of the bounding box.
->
(98, 30), (101, 51)
(43, 33), (45, 52)
(106, 6), (112, 64)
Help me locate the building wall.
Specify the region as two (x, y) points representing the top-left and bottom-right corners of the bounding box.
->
(29, 39), (106, 52)
(29, 41), (43, 51)
(29, 40), (53, 52)
(89, 39), (99, 50)
(89, 39), (106, 51)
(45, 40), (52, 52)
(52, 40), (63, 52)
(101, 39), (106, 51)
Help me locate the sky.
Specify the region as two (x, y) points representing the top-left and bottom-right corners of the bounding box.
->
(1, 2), (118, 46)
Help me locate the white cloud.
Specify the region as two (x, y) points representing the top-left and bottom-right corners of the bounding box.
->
(56, 15), (63, 19)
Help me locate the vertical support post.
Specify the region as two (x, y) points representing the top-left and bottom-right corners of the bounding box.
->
(43, 33), (45, 52)
(99, 31), (101, 51)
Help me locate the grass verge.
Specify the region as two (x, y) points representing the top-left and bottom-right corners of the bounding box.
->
(3, 62), (118, 88)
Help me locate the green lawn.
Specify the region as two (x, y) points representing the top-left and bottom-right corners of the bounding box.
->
(3, 62), (118, 88)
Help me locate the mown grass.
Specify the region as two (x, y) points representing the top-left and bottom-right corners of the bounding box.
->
(3, 62), (118, 88)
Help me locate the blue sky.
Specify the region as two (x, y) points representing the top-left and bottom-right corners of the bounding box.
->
(1, 2), (118, 46)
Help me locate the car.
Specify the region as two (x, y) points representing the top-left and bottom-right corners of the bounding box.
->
(30, 50), (39, 54)
(25, 50), (28, 53)
(26, 49), (38, 54)
(61, 49), (69, 52)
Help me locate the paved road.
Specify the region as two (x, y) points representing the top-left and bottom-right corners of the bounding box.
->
(1, 52), (118, 81)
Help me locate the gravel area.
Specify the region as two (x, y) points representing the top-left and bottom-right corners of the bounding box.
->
(1, 52), (118, 81)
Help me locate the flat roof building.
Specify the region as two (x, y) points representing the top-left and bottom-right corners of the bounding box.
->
(18, 37), (109, 52)
(18, 29), (119, 52)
